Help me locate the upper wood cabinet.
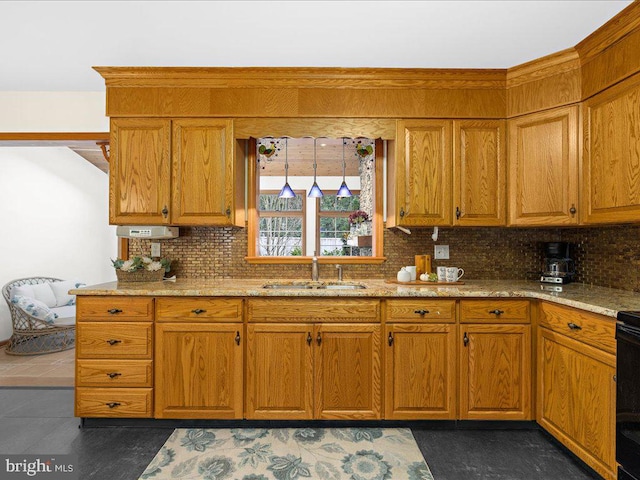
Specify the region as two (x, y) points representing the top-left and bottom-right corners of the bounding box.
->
(110, 118), (244, 226)
(391, 120), (452, 226)
(453, 120), (506, 226)
(110, 118), (171, 225)
(582, 73), (640, 224)
(507, 105), (579, 226)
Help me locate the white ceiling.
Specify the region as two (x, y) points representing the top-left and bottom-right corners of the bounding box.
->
(0, 1), (633, 92)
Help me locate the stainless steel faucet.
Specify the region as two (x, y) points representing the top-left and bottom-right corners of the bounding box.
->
(311, 252), (319, 281)
(336, 264), (343, 282)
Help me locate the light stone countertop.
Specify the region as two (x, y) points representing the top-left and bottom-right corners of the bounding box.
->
(70, 278), (640, 319)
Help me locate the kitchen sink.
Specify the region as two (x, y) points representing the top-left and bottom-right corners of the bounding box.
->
(262, 281), (366, 290)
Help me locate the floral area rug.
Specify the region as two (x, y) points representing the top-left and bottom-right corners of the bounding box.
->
(139, 427), (434, 480)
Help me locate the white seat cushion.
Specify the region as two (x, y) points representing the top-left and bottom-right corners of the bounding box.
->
(30, 283), (57, 308)
(51, 305), (76, 326)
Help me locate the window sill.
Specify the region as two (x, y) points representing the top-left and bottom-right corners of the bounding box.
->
(245, 256), (387, 265)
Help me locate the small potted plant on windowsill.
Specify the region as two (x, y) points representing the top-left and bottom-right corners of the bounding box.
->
(349, 210), (371, 237)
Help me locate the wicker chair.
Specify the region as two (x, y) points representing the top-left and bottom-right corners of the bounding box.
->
(2, 277), (75, 355)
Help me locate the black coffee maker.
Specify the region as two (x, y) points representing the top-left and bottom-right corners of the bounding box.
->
(541, 242), (576, 284)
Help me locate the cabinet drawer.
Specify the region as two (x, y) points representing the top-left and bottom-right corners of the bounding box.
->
(539, 302), (615, 354)
(385, 300), (455, 323)
(77, 322), (152, 359)
(75, 387), (152, 417)
(77, 359), (153, 387)
(247, 298), (380, 322)
(77, 296), (154, 321)
(460, 300), (530, 323)
(156, 297), (242, 322)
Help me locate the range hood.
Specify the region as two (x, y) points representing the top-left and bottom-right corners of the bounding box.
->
(116, 226), (179, 239)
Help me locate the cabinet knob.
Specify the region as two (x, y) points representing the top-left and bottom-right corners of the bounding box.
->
(399, 207), (405, 218)
(162, 206), (169, 218)
(456, 206), (461, 219)
(388, 332), (394, 346)
(463, 332), (469, 346)
(316, 333), (322, 346)
(235, 331), (241, 346)
(567, 322), (582, 330)
(488, 309), (504, 316)
(107, 372), (122, 379)
(191, 309), (206, 315)
(106, 339), (122, 346)
(414, 309), (430, 315)
(570, 204), (577, 215)
(106, 402), (121, 409)
(226, 207), (231, 217)
(307, 333), (312, 346)
(107, 308), (122, 315)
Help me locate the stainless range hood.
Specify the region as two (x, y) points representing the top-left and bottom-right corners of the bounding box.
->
(116, 226), (179, 239)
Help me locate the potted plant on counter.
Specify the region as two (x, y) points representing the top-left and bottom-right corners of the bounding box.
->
(111, 256), (171, 282)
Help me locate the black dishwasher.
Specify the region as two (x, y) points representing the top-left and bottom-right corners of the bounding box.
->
(616, 311), (640, 480)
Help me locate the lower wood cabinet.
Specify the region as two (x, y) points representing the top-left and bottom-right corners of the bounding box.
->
(537, 302), (616, 480)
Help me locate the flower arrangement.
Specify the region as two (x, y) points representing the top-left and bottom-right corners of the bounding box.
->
(348, 210), (369, 225)
(111, 256), (171, 282)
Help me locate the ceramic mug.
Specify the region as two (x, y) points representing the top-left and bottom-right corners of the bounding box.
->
(445, 267), (464, 282)
(405, 266), (417, 281)
(436, 266), (447, 282)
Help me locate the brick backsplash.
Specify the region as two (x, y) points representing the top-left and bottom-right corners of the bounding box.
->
(128, 224), (640, 293)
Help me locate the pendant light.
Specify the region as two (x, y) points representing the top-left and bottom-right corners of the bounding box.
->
(336, 137), (353, 198)
(308, 137), (324, 198)
(278, 137), (296, 198)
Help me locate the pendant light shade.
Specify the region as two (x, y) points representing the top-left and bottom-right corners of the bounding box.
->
(278, 137), (296, 199)
(308, 138), (324, 198)
(336, 137), (353, 198)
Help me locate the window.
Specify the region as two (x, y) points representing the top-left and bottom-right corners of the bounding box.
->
(317, 192), (367, 257)
(258, 191), (305, 256)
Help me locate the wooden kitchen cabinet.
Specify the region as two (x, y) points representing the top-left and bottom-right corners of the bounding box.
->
(459, 300), (532, 420)
(582, 73), (640, 224)
(507, 105), (579, 225)
(154, 297), (244, 419)
(110, 118), (244, 226)
(75, 296), (154, 418)
(453, 120), (506, 226)
(391, 120), (453, 226)
(537, 302), (616, 480)
(109, 118), (171, 225)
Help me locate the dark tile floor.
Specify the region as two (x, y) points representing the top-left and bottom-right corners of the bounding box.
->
(0, 388), (602, 480)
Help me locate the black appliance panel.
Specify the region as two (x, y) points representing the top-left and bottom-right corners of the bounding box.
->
(617, 316), (640, 479)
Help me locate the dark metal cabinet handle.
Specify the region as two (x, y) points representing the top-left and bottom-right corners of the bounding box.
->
(463, 332), (469, 346)
(414, 309), (430, 315)
(235, 331), (241, 345)
(399, 207), (405, 218)
(567, 322), (582, 330)
(388, 332), (394, 346)
(226, 207), (231, 217)
(107, 308), (122, 315)
(191, 309), (206, 315)
(106, 402), (121, 409)
(570, 204), (577, 215)
(162, 206), (169, 218)
(106, 339), (122, 346)
(107, 372), (122, 379)
(488, 309), (504, 315)
(316, 333), (322, 346)
(456, 206), (461, 219)
(307, 333), (312, 346)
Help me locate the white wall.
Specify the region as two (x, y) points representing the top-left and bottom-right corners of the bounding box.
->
(0, 147), (117, 341)
(0, 92), (107, 132)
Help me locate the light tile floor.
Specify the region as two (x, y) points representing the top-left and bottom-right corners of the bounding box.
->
(0, 346), (74, 386)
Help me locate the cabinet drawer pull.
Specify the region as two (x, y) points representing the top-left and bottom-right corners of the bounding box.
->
(106, 402), (121, 409)
(316, 333), (322, 346)
(306, 333), (312, 346)
(107, 309), (122, 315)
(463, 332), (469, 346)
(106, 339), (122, 346)
(414, 309), (430, 315)
(567, 322), (582, 330)
(388, 332), (394, 346)
(235, 331), (241, 346)
(191, 309), (207, 315)
(107, 372), (122, 379)
(488, 309), (504, 315)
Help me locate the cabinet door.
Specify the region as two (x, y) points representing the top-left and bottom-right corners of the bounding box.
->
(395, 120), (452, 226)
(245, 324), (313, 420)
(314, 324), (381, 419)
(582, 74), (640, 224)
(110, 118), (171, 225)
(459, 324), (531, 420)
(537, 328), (616, 480)
(154, 323), (243, 419)
(385, 324), (456, 419)
(172, 119), (236, 225)
(453, 120), (506, 226)
(508, 106), (579, 225)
